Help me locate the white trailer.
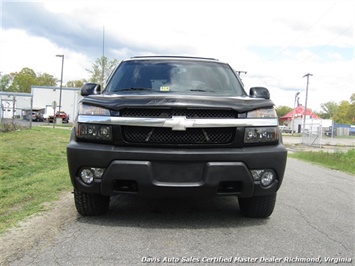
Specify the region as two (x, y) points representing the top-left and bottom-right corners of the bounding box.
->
(31, 86), (81, 123)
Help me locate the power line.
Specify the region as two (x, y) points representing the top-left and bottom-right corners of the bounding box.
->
(254, 23), (352, 92)
(291, 24), (353, 67)
(263, 0), (339, 65)
(248, 1), (347, 91)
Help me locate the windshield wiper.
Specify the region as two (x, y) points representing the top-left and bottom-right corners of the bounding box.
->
(189, 89), (215, 92)
(120, 87), (152, 91)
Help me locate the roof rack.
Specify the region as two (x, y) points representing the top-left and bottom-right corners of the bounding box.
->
(131, 55), (219, 61)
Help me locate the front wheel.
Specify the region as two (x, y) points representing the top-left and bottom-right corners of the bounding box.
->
(238, 193), (276, 218)
(74, 189), (110, 216)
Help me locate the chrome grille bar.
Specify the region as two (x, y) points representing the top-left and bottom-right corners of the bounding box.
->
(78, 115), (278, 131)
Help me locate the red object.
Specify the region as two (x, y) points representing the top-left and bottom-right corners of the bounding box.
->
(280, 105), (320, 121)
(48, 111), (69, 123)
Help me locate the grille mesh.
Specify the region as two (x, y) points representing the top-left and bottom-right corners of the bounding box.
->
(120, 108), (236, 118)
(120, 108), (236, 145)
(122, 126), (233, 144)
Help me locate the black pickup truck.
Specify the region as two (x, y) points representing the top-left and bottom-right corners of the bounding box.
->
(67, 56), (287, 218)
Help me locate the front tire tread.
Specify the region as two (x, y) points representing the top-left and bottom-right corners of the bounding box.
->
(238, 193), (276, 218)
(74, 189), (110, 216)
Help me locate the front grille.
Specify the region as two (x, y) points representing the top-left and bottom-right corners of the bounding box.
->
(122, 126), (234, 144)
(120, 108), (236, 145)
(120, 108), (236, 118)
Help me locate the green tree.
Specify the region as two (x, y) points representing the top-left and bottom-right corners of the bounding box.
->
(36, 73), (57, 86)
(333, 101), (351, 124)
(86, 56), (119, 86)
(275, 106), (293, 124)
(350, 93), (355, 102)
(320, 101), (339, 119)
(8, 67), (37, 93)
(3, 69), (61, 92)
(66, 79), (87, 88)
(0, 74), (11, 91)
(348, 94), (355, 124)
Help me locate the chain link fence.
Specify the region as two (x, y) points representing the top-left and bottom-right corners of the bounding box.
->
(301, 121), (323, 148)
(0, 92), (33, 132)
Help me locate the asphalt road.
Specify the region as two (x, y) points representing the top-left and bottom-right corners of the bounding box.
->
(3, 158), (354, 266)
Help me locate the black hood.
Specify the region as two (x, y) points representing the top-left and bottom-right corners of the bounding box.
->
(80, 94), (274, 113)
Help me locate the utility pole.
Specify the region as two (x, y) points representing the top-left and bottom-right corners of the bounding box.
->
(302, 73), (313, 134)
(102, 26), (105, 87)
(292, 92), (300, 135)
(56, 54), (64, 123)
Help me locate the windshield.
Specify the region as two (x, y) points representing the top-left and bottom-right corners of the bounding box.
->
(104, 60), (246, 96)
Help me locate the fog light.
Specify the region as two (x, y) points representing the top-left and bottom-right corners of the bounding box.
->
(251, 170), (264, 180)
(79, 167), (105, 184)
(91, 168), (105, 178)
(80, 169), (94, 184)
(260, 171), (275, 187)
(250, 169), (275, 187)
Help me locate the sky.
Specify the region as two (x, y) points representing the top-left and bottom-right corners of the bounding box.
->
(0, 0), (354, 112)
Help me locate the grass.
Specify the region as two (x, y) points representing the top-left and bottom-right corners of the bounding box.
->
(0, 126), (353, 234)
(332, 135), (355, 139)
(0, 127), (72, 234)
(289, 149), (355, 175)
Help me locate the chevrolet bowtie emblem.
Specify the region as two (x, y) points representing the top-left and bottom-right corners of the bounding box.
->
(163, 116), (195, 131)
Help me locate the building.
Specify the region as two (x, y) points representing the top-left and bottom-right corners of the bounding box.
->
(280, 105), (332, 133)
(31, 86), (81, 123)
(0, 91), (32, 120)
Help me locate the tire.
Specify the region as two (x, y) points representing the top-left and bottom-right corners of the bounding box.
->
(74, 189), (110, 216)
(238, 193), (276, 218)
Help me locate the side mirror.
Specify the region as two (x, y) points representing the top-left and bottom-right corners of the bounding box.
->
(81, 83), (101, 96)
(249, 87), (270, 99)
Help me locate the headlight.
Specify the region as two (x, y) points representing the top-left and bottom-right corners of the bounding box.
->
(244, 127), (279, 143)
(244, 108), (279, 144)
(78, 103), (110, 115)
(247, 108), (277, 118)
(77, 123), (112, 141)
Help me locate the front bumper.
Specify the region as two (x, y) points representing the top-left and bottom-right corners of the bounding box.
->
(67, 140), (287, 198)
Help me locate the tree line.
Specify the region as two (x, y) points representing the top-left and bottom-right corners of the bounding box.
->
(0, 56), (119, 93)
(1, 56), (353, 125)
(276, 93), (355, 125)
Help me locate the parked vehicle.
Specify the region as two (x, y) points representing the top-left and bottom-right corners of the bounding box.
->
(279, 125), (293, 133)
(351, 126), (355, 136)
(28, 112), (44, 122)
(47, 111), (69, 123)
(67, 56), (288, 218)
(325, 126), (334, 137)
(34, 112), (44, 122)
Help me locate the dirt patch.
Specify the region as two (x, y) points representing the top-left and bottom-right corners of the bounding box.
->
(0, 191), (78, 264)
